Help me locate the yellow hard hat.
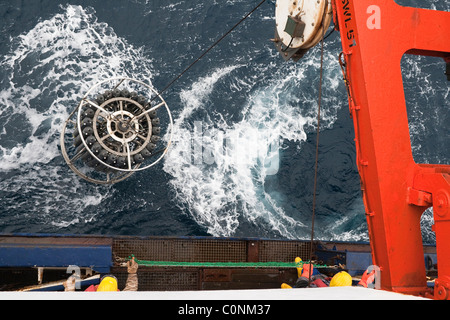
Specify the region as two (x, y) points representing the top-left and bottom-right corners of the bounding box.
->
(281, 283), (293, 289)
(97, 276), (118, 292)
(329, 271), (353, 287)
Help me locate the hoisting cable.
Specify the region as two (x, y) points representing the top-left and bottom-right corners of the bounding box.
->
(150, 0), (267, 103)
(308, 10), (327, 288)
(282, 36), (295, 52)
(323, 22), (336, 41)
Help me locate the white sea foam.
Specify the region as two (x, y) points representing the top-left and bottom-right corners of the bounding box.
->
(0, 4), (152, 229)
(0, 4), (152, 171)
(163, 48), (344, 238)
(2, 1), (442, 242)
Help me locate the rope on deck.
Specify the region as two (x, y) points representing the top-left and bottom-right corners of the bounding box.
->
(127, 257), (330, 269)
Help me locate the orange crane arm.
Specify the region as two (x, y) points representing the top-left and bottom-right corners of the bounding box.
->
(331, 0), (450, 299)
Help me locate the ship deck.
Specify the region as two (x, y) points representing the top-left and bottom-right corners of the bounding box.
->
(0, 287), (429, 300)
(0, 233), (437, 295)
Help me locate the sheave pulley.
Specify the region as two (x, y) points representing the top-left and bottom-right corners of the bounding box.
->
(273, 0), (332, 61)
(60, 77), (173, 185)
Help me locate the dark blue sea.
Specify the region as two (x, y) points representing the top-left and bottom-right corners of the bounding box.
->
(0, 0), (448, 243)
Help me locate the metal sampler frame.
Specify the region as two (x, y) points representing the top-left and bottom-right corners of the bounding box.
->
(60, 77), (173, 185)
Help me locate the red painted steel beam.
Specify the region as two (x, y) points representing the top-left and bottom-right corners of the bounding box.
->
(332, 0), (450, 298)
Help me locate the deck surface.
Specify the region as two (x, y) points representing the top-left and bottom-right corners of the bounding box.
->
(0, 287), (429, 300)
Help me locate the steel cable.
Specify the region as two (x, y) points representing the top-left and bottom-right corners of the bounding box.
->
(151, 0), (267, 102)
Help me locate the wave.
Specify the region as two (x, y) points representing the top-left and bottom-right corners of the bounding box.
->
(163, 43), (348, 239)
(0, 4), (152, 170)
(0, 4), (153, 230)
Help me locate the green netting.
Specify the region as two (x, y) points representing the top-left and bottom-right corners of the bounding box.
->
(130, 257), (328, 269)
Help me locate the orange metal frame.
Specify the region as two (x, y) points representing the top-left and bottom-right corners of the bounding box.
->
(331, 0), (450, 299)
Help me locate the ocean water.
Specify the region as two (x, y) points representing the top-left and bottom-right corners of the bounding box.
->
(0, 0), (448, 243)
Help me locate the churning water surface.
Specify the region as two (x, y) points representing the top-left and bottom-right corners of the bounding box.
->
(0, 0), (448, 243)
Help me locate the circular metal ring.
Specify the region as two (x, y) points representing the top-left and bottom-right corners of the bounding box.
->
(60, 77), (173, 185)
